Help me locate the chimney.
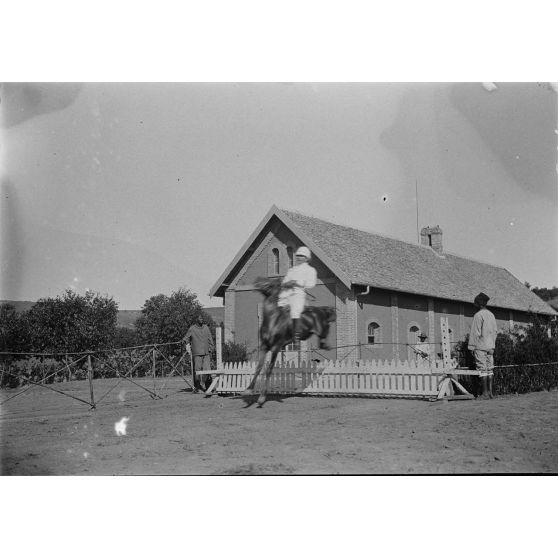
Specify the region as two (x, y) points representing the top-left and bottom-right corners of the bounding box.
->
(420, 225), (443, 254)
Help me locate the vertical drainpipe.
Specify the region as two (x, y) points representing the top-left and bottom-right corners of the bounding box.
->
(355, 285), (371, 361)
(391, 293), (399, 361)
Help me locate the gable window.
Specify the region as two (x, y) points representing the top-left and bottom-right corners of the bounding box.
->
(287, 246), (294, 268)
(272, 248), (280, 275)
(367, 321), (381, 344)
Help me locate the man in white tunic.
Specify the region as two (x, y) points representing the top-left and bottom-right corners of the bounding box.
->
(468, 292), (498, 399)
(278, 246), (317, 343)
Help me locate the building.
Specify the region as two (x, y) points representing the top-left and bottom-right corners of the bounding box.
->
(209, 206), (556, 361)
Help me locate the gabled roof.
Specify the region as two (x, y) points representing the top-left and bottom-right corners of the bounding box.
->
(210, 206), (556, 316)
(209, 205), (351, 298)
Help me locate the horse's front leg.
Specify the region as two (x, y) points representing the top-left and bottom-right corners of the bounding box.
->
(257, 351), (278, 407)
(244, 350), (267, 394)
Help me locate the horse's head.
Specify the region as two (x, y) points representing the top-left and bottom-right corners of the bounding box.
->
(254, 277), (283, 301)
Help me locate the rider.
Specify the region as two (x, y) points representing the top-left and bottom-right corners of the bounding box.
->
(277, 246), (317, 344)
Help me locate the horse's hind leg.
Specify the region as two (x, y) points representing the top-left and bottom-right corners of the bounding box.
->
(244, 350), (267, 394)
(257, 351), (278, 407)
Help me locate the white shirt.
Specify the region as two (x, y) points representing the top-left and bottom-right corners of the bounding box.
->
(468, 308), (498, 351)
(282, 262), (317, 294)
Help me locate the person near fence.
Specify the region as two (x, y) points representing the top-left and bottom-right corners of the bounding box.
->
(183, 314), (214, 393)
(468, 292), (497, 399)
(277, 246), (317, 345)
(412, 333), (431, 364)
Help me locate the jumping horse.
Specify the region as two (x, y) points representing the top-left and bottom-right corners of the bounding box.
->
(243, 277), (336, 407)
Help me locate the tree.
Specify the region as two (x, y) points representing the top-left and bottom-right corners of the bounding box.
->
(112, 326), (141, 349)
(513, 316), (558, 364)
(222, 340), (249, 363)
(531, 286), (558, 302)
(0, 304), (31, 353)
(135, 288), (214, 348)
(25, 290), (118, 354)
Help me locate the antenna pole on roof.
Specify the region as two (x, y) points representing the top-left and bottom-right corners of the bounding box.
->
(415, 179), (420, 244)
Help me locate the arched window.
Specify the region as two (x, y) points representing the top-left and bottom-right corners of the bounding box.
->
(272, 248), (280, 275)
(287, 246), (294, 268)
(367, 321), (381, 344)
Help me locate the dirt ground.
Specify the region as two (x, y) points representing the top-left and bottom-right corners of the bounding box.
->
(1, 377), (557, 474)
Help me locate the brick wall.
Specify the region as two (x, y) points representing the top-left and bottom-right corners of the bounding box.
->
(224, 289), (235, 343)
(335, 282), (357, 360)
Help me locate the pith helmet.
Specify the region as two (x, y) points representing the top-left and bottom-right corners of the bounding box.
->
(295, 246), (311, 258)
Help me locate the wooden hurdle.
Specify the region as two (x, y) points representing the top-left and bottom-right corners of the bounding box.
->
(199, 321), (478, 400)
(204, 358), (444, 398)
(201, 361), (452, 400)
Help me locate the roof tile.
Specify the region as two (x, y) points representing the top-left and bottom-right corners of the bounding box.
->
(280, 208), (555, 315)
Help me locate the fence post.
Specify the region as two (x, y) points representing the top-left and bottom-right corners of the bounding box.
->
(87, 354), (96, 409)
(152, 345), (157, 393)
(216, 327), (222, 369)
(65, 354), (71, 382)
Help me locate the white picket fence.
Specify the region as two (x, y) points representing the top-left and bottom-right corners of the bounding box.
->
(211, 358), (455, 398)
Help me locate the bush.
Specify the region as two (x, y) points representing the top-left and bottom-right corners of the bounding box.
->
(24, 290), (118, 354)
(135, 289), (214, 357)
(453, 318), (558, 396)
(222, 341), (249, 363)
(494, 364), (558, 395)
(0, 304), (31, 352)
(112, 326), (141, 349)
(2, 357), (70, 388)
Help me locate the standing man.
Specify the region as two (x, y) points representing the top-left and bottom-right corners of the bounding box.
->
(468, 292), (498, 399)
(278, 246), (317, 344)
(183, 314), (214, 393)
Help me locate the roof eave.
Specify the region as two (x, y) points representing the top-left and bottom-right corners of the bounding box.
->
(210, 205), (353, 297)
(349, 281), (557, 316)
(275, 208), (352, 289)
(209, 205), (281, 297)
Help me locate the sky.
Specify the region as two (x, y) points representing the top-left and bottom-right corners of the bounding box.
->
(1, 82), (557, 309)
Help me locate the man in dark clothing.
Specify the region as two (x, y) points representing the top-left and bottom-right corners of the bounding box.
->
(183, 314), (214, 392)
